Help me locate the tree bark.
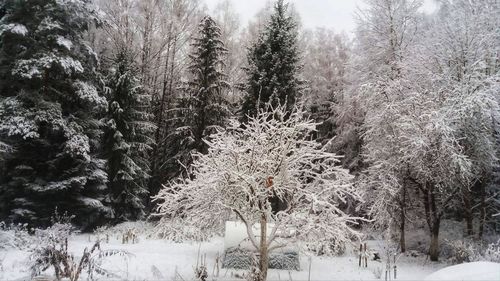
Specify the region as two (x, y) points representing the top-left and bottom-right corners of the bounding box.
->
(462, 187), (474, 236)
(400, 210), (406, 253)
(399, 182), (407, 253)
(429, 220), (440, 261)
(478, 180), (486, 238)
(423, 182), (441, 261)
(259, 214), (269, 281)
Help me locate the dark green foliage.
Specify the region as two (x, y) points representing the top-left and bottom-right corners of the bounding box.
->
(241, 0), (302, 121)
(180, 15), (230, 152)
(163, 15), (230, 180)
(103, 50), (155, 221)
(0, 0), (111, 229)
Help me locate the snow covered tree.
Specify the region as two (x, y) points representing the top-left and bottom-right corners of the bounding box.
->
(147, 0), (204, 196)
(153, 106), (362, 281)
(350, 0), (423, 253)
(241, 0), (302, 121)
(162, 15), (230, 180)
(355, 0), (500, 261)
(103, 49), (155, 221)
(414, 0), (500, 242)
(94, 0), (206, 201)
(212, 0), (245, 105)
(302, 28), (350, 142)
(180, 15), (230, 152)
(0, 0), (111, 229)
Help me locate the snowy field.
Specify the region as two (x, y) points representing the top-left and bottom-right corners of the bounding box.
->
(1, 233), (451, 281)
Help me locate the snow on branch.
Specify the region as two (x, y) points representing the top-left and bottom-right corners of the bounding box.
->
(153, 106), (363, 254)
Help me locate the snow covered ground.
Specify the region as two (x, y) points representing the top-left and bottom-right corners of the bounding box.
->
(1, 233), (453, 281)
(424, 262), (500, 281)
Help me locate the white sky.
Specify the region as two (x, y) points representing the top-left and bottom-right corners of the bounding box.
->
(205, 0), (438, 33)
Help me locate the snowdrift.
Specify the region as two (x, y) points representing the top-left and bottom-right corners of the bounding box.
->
(424, 261), (500, 281)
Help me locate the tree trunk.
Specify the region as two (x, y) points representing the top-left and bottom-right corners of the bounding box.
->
(463, 187), (474, 236)
(429, 221), (440, 261)
(400, 212), (406, 253)
(478, 180), (486, 238)
(423, 182), (441, 261)
(399, 183), (407, 253)
(259, 214), (269, 281)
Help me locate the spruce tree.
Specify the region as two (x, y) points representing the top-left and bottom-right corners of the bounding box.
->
(0, 0), (111, 229)
(183, 15), (230, 152)
(103, 50), (155, 221)
(163, 16), (230, 180)
(241, 0), (302, 121)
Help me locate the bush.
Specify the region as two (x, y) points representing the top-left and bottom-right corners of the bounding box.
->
(0, 221), (33, 250)
(443, 239), (480, 264)
(29, 222), (131, 281)
(483, 239), (500, 263)
(444, 238), (500, 264)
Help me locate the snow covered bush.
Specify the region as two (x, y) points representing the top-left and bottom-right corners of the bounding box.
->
(443, 239), (480, 264)
(444, 239), (500, 264)
(29, 222), (132, 281)
(29, 222), (78, 279)
(0, 221), (33, 250)
(482, 240), (500, 263)
(154, 105), (362, 280)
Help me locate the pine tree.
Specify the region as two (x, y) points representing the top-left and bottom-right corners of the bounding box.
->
(0, 0), (111, 229)
(241, 0), (302, 121)
(103, 50), (155, 221)
(163, 15), (230, 180)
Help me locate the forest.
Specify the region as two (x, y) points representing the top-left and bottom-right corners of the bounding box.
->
(0, 0), (499, 280)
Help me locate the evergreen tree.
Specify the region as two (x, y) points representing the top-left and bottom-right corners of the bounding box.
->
(163, 15), (230, 180)
(0, 0), (111, 229)
(241, 0), (302, 121)
(182, 15), (230, 152)
(103, 50), (155, 221)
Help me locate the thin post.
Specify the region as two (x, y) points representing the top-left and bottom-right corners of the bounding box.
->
(308, 256), (312, 281)
(359, 243), (362, 267)
(393, 253), (397, 279)
(364, 243), (368, 267)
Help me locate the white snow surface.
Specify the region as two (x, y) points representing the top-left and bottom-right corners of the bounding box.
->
(1, 234), (450, 281)
(423, 261), (500, 281)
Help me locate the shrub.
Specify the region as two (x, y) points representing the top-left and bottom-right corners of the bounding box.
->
(443, 239), (479, 264)
(0, 221), (33, 250)
(483, 240), (500, 263)
(29, 222), (131, 281)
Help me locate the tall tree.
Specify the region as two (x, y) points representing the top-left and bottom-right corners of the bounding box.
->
(0, 0), (111, 229)
(241, 0), (302, 121)
(353, 0), (500, 261)
(302, 28), (350, 142)
(148, 0), (203, 198)
(94, 0), (205, 202)
(212, 0), (245, 106)
(162, 15), (230, 180)
(103, 50), (155, 221)
(350, 0), (422, 253)
(182, 15), (230, 152)
(415, 0), (500, 240)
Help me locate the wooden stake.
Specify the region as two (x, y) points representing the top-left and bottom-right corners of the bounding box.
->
(364, 243), (368, 267)
(359, 244), (362, 267)
(308, 256), (312, 281)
